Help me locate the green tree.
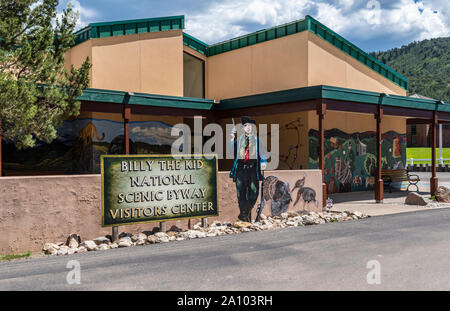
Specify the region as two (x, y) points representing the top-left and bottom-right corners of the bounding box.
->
(0, 0), (91, 149)
(372, 37), (450, 103)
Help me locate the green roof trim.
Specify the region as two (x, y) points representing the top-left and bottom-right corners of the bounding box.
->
(217, 85), (449, 112)
(78, 88), (214, 110)
(183, 33), (208, 55)
(74, 15), (184, 45)
(206, 18), (308, 56)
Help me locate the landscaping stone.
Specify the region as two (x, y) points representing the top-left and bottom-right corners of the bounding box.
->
(405, 192), (428, 206)
(65, 234), (81, 249)
(435, 186), (450, 203)
(80, 240), (97, 251)
(96, 244), (110, 251)
(42, 210), (370, 257)
(93, 236), (111, 245)
(118, 238), (133, 248)
(131, 233), (147, 242)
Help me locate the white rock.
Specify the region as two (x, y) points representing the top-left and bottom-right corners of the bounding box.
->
(154, 232), (169, 243)
(353, 211), (363, 218)
(93, 236), (111, 245)
(110, 243), (118, 249)
(118, 237), (133, 248)
(67, 238), (79, 249)
(96, 243), (110, 251)
(132, 233), (147, 242)
(57, 246), (69, 256)
(147, 235), (160, 244)
(185, 230), (205, 239)
(281, 212), (289, 219)
(76, 246), (87, 253)
(81, 240), (97, 251)
(67, 248), (76, 255)
(43, 243), (59, 255)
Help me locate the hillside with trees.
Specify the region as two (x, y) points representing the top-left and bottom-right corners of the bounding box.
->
(370, 37), (449, 102)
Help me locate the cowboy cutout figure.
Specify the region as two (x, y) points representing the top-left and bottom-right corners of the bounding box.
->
(229, 116), (267, 222)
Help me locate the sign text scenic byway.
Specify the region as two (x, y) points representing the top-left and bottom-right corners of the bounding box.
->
(101, 155), (218, 227)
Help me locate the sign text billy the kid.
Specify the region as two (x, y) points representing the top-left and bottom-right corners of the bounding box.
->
(101, 155), (218, 227)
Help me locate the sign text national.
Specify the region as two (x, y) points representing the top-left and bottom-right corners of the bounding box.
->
(101, 155), (218, 227)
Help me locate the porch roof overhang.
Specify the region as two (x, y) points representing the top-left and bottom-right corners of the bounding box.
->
(78, 88), (216, 117)
(77, 85), (450, 120)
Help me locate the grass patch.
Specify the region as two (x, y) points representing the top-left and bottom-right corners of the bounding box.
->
(407, 147), (450, 164)
(0, 251), (32, 261)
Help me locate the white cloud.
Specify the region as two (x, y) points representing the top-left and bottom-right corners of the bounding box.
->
(185, 0), (312, 43)
(58, 0), (99, 29)
(184, 0), (449, 46)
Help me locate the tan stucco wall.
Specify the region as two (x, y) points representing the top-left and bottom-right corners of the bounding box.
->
(66, 29), (406, 101)
(207, 32), (309, 100)
(91, 30), (184, 96)
(0, 170), (322, 255)
(66, 30), (184, 96)
(206, 31), (406, 100)
(65, 40), (93, 87)
(307, 32), (406, 96)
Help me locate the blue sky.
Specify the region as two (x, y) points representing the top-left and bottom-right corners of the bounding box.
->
(58, 0), (449, 52)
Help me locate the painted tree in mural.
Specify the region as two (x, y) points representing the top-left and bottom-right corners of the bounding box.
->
(0, 0), (91, 149)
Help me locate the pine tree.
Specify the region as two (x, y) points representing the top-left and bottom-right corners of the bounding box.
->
(0, 0), (91, 149)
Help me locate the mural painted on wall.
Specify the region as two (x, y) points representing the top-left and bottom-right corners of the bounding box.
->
(2, 118), (177, 175)
(263, 174), (318, 216)
(308, 128), (407, 193)
(229, 116), (321, 221)
(266, 116), (304, 169)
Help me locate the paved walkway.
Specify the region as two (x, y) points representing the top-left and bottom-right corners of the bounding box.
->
(329, 191), (448, 216)
(329, 171), (450, 216)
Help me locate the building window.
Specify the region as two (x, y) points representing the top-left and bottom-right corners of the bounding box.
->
(183, 52), (205, 98)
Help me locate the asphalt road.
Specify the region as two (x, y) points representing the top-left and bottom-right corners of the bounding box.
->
(1, 208), (450, 291)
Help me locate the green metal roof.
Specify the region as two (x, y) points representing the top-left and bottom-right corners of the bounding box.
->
(77, 86), (449, 113)
(72, 15), (407, 90)
(78, 88), (214, 110)
(217, 85), (450, 112)
(183, 33), (208, 55)
(74, 15), (184, 45)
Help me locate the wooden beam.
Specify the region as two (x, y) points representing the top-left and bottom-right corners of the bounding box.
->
(215, 99), (321, 118)
(81, 101), (213, 118)
(323, 98), (377, 114)
(317, 102), (327, 209)
(123, 106), (131, 155)
(374, 105), (383, 203)
(383, 106), (433, 119)
(430, 111), (438, 195)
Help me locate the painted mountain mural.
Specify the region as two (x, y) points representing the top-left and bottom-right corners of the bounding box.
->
(3, 118), (177, 175)
(309, 128), (407, 193)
